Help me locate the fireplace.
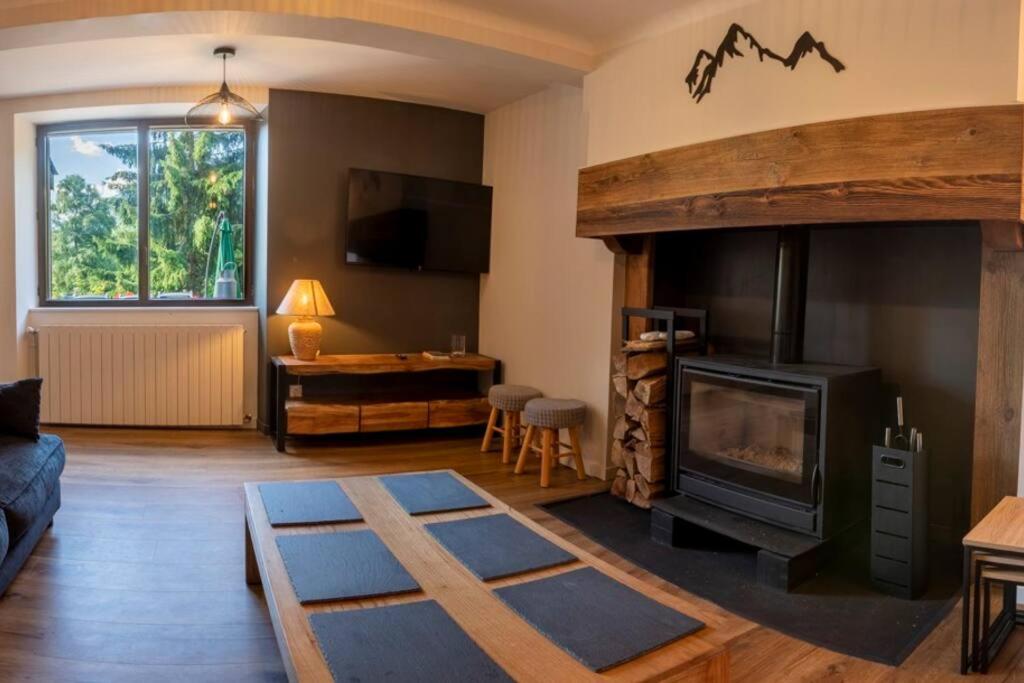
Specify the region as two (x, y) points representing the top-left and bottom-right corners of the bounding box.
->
(669, 229), (880, 540)
(580, 105), (1024, 590)
(675, 356), (879, 539)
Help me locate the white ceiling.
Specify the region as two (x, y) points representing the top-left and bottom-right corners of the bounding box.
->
(0, 34), (554, 112)
(0, 2), (710, 112)
(437, 0), (695, 48)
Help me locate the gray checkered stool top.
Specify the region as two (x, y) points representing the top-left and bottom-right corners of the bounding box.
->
(523, 398), (586, 430)
(488, 385), (543, 412)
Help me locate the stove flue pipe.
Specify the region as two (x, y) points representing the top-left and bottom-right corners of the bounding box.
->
(770, 228), (809, 365)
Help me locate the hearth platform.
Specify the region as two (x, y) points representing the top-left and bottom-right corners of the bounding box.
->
(651, 494), (826, 591)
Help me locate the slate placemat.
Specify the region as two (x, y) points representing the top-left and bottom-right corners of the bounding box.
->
(379, 472), (489, 515)
(426, 514), (577, 580)
(259, 480), (362, 526)
(276, 530), (419, 604)
(494, 567), (704, 671)
(310, 600), (512, 682)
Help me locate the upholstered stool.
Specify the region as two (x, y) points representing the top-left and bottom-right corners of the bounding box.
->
(515, 398), (586, 487)
(482, 385), (543, 464)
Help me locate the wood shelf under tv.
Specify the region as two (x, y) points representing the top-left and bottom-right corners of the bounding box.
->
(270, 353), (501, 452)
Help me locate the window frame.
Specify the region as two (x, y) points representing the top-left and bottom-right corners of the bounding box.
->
(37, 117), (258, 307)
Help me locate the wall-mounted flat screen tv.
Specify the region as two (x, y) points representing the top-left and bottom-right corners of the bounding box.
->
(346, 168), (492, 274)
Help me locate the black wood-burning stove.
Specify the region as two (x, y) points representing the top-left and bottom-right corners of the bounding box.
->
(674, 356), (878, 539)
(652, 229), (880, 589)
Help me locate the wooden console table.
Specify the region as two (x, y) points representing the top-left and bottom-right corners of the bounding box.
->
(271, 354), (501, 452)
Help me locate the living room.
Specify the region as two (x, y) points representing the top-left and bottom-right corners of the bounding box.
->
(1, 1), (1024, 681)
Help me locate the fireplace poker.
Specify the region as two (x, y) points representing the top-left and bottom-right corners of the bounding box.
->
(893, 396), (910, 449)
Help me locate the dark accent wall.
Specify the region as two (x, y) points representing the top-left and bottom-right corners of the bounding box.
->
(654, 222), (981, 541)
(262, 90), (484, 420)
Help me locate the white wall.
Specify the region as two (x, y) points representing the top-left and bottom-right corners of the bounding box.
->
(584, 0), (1020, 165)
(480, 84), (617, 477)
(478, 1), (1022, 479)
(0, 86), (267, 424)
(480, 0), (1021, 479)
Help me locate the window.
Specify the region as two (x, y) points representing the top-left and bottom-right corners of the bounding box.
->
(39, 120), (255, 305)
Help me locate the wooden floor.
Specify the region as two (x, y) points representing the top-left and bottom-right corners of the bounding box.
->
(0, 427), (1021, 682)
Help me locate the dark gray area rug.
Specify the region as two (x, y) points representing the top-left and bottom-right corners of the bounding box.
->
(259, 480), (362, 526)
(276, 530), (419, 604)
(310, 600), (512, 682)
(380, 471), (489, 515)
(543, 493), (961, 666)
(494, 566), (704, 671)
(426, 514), (577, 580)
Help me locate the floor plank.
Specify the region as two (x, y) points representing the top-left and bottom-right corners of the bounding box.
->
(0, 426), (1014, 681)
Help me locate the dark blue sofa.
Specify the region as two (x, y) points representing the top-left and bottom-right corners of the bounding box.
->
(0, 433), (64, 596)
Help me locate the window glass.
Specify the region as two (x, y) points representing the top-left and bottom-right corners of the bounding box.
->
(45, 129), (139, 301)
(148, 128), (246, 300)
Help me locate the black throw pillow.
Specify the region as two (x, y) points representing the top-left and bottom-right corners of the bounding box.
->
(0, 378), (42, 441)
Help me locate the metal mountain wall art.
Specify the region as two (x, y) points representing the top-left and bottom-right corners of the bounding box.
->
(686, 23), (845, 103)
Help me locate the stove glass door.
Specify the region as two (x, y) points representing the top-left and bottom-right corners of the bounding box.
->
(680, 369), (819, 506)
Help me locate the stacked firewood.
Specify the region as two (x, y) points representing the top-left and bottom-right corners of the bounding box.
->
(610, 340), (668, 509)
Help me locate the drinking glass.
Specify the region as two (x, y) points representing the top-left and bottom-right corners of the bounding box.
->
(451, 334), (467, 357)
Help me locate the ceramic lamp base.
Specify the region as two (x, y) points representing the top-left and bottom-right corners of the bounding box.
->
(288, 319), (323, 361)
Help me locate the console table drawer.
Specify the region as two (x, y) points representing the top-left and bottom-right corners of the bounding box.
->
(361, 402), (429, 432)
(429, 397), (490, 428)
(286, 401), (360, 435)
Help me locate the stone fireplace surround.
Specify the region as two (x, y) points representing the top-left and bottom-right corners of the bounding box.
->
(576, 104), (1024, 531)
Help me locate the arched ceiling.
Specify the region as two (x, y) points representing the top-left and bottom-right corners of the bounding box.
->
(0, 1), (699, 112)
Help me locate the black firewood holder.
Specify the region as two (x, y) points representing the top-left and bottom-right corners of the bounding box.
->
(619, 306), (708, 486)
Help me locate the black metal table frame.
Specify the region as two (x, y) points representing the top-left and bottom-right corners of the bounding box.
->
(961, 546), (1024, 674)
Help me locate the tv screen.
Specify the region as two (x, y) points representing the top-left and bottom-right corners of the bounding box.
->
(346, 168), (492, 273)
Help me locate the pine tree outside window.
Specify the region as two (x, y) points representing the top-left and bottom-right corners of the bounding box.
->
(38, 119), (255, 306)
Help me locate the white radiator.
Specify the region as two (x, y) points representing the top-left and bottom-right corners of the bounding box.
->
(34, 324), (245, 427)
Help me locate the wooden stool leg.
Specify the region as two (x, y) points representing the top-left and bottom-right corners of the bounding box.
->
(569, 426), (586, 480)
(510, 411), (521, 448)
(540, 428), (554, 488)
(515, 425), (535, 474)
(501, 411), (515, 464)
(481, 407), (499, 452)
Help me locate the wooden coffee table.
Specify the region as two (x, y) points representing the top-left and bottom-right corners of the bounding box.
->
(244, 470), (728, 682)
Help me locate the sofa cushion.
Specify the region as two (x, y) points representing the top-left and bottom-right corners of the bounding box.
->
(0, 378), (42, 441)
(0, 509), (8, 565)
(0, 434), (64, 545)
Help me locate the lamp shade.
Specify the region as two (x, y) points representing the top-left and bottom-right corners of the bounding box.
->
(276, 279), (335, 317)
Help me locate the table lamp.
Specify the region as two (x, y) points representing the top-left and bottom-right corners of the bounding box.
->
(276, 279), (335, 360)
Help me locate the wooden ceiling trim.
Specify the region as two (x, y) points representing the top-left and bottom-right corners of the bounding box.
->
(577, 105), (1024, 237)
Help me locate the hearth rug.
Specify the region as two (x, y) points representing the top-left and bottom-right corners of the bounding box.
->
(543, 493), (961, 666)
(258, 480), (362, 526)
(276, 529), (420, 604)
(495, 566), (705, 671)
(310, 600), (512, 682)
(379, 471), (490, 514)
(425, 513), (577, 580)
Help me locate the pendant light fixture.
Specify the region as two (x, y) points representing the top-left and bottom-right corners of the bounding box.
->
(186, 46), (264, 127)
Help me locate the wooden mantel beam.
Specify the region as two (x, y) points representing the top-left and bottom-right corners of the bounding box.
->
(577, 105), (1024, 237)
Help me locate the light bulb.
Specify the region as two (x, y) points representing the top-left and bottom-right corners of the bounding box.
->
(218, 103), (232, 125)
